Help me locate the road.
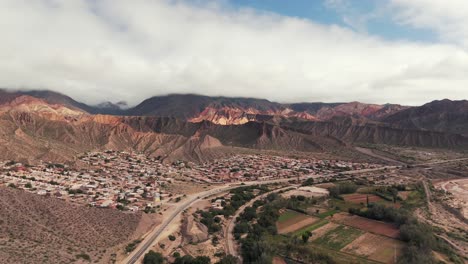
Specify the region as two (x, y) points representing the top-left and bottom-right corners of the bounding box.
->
(355, 147), (406, 165)
(123, 179), (300, 264)
(124, 156), (468, 263)
(355, 147), (468, 168)
(124, 184), (236, 264)
(414, 157), (468, 167)
(224, 186), (295, 260)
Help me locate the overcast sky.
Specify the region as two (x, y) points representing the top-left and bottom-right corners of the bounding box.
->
(1, 0), (468, 106)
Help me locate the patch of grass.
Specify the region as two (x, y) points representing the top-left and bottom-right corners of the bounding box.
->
(328, 198), (364, 212)
(402, 189), (424, 208)
(292, 219), (329, 236)
(305, 244), (380, 264)
(125, 239), (142, 253)
(317, 209), (338, 219)
(357, 187), (377, 194)
(278, 210), (301, 223)
(267, 235), (378, 264)
(313, 225), (364, 250)
(76, 253), (91, 262)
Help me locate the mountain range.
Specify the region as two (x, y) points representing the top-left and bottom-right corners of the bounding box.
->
(0, 89), (467, 163)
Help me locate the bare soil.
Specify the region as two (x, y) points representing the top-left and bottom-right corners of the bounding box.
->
(342, 232), (404, 264)
(277, 214), (319, 234)
(333, 213), (400, 239)
(310, 222), (339, 240)
(342, 193), (383, 204)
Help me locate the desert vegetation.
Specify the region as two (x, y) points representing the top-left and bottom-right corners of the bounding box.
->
(0, 186), (142, 263)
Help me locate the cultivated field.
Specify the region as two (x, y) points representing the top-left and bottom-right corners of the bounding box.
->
(276, 210), (319, 234)
(306, 222), (339, 239)
(292, 219), (331, 237)
(342, 232), (404, 264)
(397, 191), (411, 200)
(333, 213), (400, 238)
(313, 225), (364, 250)
(342, 193), (383, 204)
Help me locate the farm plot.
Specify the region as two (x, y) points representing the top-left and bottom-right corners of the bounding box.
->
(333, 213), (400, 238)
(342, 193), (383, 204)
(292, 219), (330, 237)
(276, 210), (319, 234)
(397, 191), (411, 200)
(307, 222), (339, 239)
(313, 225), (364, 250)
(342, 233), (404, 264)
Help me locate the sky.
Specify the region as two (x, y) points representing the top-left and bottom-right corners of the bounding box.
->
(1, 0), (468, 106)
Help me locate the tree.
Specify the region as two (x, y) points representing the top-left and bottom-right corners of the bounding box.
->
(216, 255), (239, 264)
(174, 255), (210, 264)
(143, 250), (164, 264)
(302, 231), (312, 243)
(192, 256), (210, 264)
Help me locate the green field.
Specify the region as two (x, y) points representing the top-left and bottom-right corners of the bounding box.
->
(278, 210), (301, 222)
(268, 235), (379, 264)
(313, 225), (364, 250)
(328, 198), (364, 212)
(317, 209), (338, 219)
(307, 244), (381, 264)
(292, 219), (329, 236)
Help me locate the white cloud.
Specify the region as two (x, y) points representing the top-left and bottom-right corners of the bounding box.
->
(389, 0), (468, 47)
(0, 0), (467, 106)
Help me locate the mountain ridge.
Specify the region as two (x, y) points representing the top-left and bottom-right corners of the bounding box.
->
(0, 89), (466, 163)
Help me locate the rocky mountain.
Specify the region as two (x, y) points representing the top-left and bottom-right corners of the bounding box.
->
(0, 89), (466, 163)
(383, 99), (468, 136)
(1, 90), (409, 124)
(125, 94), (408, 124)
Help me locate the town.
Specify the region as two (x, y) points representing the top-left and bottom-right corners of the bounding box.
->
(0, 151), (382, 212)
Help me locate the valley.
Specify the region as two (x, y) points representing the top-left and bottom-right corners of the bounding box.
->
(0, 90), (467, 264)
(3, 1), (468, 263)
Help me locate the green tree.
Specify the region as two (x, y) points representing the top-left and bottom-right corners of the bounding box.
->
(302, 231), (312, 243)
(216, 255), (238, 264)
(143, 250), (164, 264)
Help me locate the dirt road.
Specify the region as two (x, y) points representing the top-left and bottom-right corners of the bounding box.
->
(355, 147), (406, 165)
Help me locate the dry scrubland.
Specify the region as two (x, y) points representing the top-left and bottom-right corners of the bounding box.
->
(0, 187), (142, 264)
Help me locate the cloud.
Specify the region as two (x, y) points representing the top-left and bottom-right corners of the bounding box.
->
(389, 0), (468, 47)
(0, 0), (467, 106)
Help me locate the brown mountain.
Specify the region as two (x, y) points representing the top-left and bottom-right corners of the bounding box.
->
(125, 94), (408, 124)
(383, 99), (468, 136)
(1, 90), (409, 124)
(0, 89), (466, 163)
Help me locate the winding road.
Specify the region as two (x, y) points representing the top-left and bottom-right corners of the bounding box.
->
(224, 186), (296, 260)
(124, 180), (301, 264)
(124, 155), (468, 263)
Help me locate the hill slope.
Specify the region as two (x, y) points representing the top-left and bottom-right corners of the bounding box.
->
(0, 186), (142, 263)
(384, 99), (468, 136)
